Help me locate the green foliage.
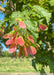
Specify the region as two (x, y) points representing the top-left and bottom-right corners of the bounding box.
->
(1, 51), (12, 57)
(33, 5), (51, 24)
(49, 0), (54, 6)
(1, 51), (18, 57)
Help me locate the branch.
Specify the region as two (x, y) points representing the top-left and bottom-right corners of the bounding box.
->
(9, 0), (17, 11)
(42, 36), (51, 51)
(45, 41), (51, 51)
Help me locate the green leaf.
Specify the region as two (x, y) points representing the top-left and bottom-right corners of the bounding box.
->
(33, 5), (51, 24)
(49, 0), (54, 6)
(9, 18), (16, 26)
(24, 19), (39, 40)
(39, 40), (42, 45)
(24, 20), (38, 32)
(48, 59), (54, 72)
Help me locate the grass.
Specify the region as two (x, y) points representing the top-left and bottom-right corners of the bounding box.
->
(0, 57), (50, 72)
(0, 57), (36, 72)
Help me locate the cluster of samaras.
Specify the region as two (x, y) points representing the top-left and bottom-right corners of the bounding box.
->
(0, 21), (47, 58)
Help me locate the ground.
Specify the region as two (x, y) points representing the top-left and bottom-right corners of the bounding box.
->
(0, 57), (50, 73)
